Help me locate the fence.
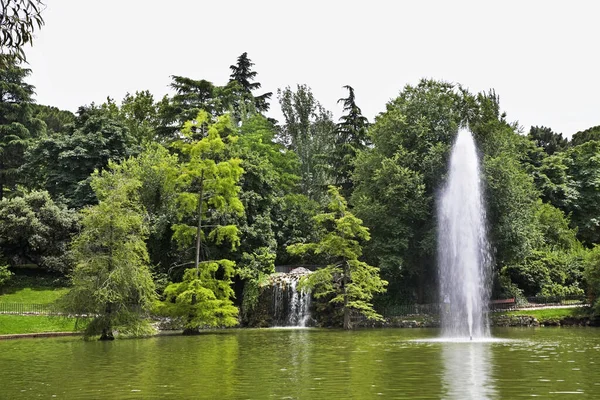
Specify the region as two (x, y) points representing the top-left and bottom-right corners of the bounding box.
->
(378, 303), (441, 317)
(524, 294), (587, 306)
(0, 303), (61, 315)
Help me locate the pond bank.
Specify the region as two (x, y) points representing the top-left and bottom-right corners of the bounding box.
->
(355, 310), (600, 328)
(0, 331), (81, 340)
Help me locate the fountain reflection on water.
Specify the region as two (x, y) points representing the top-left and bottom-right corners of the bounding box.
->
(441, 342), (496, 400)
(438, 128), (491, 339)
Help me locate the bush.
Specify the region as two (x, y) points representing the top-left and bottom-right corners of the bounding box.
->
(0, 191), (79, 274)
(0, 264), (12, 286)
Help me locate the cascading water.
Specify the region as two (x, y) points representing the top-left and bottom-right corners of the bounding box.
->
(438, 128), (491, 339)
(271, 268), (312, 327)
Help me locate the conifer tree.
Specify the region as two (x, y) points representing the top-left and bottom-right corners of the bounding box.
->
(229, 52), (273, 113)
(0, 55), (43, 199)
(331, 85), (370, 198)
(160, 112), (244, 333)
(63, 168), (156, 340)
(289, 186), (387, 329)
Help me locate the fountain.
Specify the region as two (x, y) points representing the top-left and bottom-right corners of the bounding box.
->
(438, 128), (491, 339)
(271, 268), (312, 327)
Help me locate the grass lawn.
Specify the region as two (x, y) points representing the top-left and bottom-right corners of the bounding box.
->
(495, 307), (589, 321)
(0, 287), (69, 304)
(0, 315), (80, 335)
(0, 274), (70, 304)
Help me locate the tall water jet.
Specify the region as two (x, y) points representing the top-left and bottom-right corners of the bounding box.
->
(438, 128), (491, 339)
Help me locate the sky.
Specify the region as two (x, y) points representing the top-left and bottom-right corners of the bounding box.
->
(25, 0), (600, 137)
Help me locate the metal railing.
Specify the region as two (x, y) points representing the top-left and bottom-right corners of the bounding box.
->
(0, 303), (61, 315)
(378, 303), (441, 317)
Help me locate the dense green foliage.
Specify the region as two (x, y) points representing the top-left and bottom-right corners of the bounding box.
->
(290, 187), (387, 329)
(3, 48), (600, 336)
(157, 112), (244, 333)
(0, 55), (44, 199)
(62, 170), (156, 339)
(0, 191), (79, 273)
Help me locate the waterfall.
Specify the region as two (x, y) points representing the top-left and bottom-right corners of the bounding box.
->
(271, 268), (312, 327)
(438, 128), (491, 339)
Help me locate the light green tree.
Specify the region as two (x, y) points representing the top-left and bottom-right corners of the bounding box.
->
(288, 186), (387, 329)
(63, 168), (156, 340)
(277, 84), (336, 200)
(159, 112), (244, 333)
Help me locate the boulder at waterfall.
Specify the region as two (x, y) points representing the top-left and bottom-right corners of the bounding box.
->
(244, 268), (313, 328)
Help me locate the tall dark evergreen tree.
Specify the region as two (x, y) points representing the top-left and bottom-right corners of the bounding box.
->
(156, 77), (217, 139)
(229, 52), (272, 113)
(528, 126), (568, 155)
(571, 125), (600, 147)
(331, 85), (370, 198)
(0, 55), (43, 199)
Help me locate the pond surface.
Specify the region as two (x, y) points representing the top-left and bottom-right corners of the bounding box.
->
(1, 327), (599, 399)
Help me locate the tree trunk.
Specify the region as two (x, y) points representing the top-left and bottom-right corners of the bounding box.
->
(99, 303), (114, 340)
(195, 171), (205, 274)
(0, 164), (4, 201)
(343, 262), (351, 330)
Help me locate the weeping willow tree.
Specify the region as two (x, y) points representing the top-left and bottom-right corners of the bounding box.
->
(62, 167), (156, 340)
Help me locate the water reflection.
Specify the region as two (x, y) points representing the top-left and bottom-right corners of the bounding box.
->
(441, 342), (496, 400)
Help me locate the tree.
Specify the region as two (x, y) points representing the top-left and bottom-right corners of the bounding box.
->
(25, 103), (137, 208)
(30, 104), (74, 134)
(159, 112), (244, 333)
(530, 152), (579, 211)
(352, 80), (462, 303)
(289, 186), (387, 329)
(278, 84), (336, 200)
(585, 246), (600, 314)
(63, 168), (156, 340)
(330, 85), (370, 198)
(571, 125), (600, 147)
(0, 190), (79, 273)
(563, 140), (600, 245)
(229, 52), (272, 113)
(0, 55), (43, 199)
(157, 76), (217, 139)
(119, 90), (160, 146)
(528, 126), (568, 155)
(0, 0), (44, 63)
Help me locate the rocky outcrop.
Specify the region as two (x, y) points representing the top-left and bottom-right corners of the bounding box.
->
(244, 267), (313, 328)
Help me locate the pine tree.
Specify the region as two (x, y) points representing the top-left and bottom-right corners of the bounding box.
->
(0, 55), (43, 199)
(288, 186), (387, 329)
(331, 85), (370, 198)
(229, 52), (273, 113)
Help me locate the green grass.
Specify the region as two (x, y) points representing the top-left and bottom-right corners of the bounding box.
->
(0, 287), (69, 304)
(1, 273), (70, 304)
(495, 307), (589, 321)
(0, 315), (80, 335)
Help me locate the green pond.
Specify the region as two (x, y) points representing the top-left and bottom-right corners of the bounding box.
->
(1, 328), (599, 399)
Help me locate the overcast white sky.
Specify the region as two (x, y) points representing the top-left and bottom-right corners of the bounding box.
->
(25, 0), (599, 137)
